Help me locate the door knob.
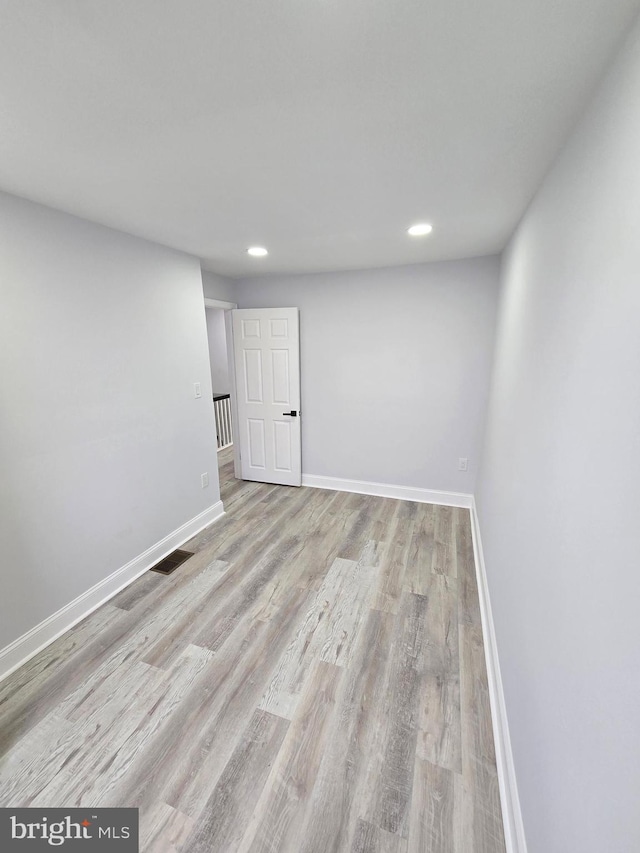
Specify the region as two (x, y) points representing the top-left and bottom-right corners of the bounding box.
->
(282, 411), (298, 417)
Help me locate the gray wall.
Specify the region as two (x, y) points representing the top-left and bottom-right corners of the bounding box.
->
(202, 270), (237, 304)
(237, 258), (500, 494)
(476, 19), (640, 853)
(0, 191), (220, 650)
(205, 308), (231, 394)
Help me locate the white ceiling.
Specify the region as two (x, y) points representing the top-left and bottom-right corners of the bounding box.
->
(1, 1), (638, 277)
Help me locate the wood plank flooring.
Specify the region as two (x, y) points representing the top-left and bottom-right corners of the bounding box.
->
(0, 446), (505, 852)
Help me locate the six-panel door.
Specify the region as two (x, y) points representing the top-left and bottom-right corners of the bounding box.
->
(231, 308), (301, 486)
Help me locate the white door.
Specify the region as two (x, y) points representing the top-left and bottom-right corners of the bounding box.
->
(231, 308), (301, 486)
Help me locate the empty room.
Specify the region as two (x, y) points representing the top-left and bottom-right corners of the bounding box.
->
(1, 2), (639, 852)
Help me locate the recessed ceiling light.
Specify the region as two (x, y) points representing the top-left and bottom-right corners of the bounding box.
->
(407, 223), (433, 236)
(247, 246), (268, 257)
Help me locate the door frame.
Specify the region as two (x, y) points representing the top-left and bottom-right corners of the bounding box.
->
(204, 298), (236, 310)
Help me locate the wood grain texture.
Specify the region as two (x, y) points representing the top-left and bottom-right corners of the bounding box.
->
(0, 447), (505, 852)
(184, 709), (290, 853)
(298, 608), (396, 853)
(409, 758), (454, 853)
(139, 801), (194, 853)
(432, 506), (457, 578)
(351, 819), (409, 853)
(405, 503), (435, 595)
(371, 501), (416, 614)
(370, 591), (430, 838)
(237, 660), (342, 853)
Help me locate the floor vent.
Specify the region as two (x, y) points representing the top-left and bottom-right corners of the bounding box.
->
(150, 549), (194, 576)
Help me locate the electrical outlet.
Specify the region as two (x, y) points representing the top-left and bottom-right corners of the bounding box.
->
(201, 472), (209, 488)
(194, 382), (202, 398)
(458, 457), (468, 472)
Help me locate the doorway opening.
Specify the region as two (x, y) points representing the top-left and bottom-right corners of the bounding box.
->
(204, 297), (236, 488)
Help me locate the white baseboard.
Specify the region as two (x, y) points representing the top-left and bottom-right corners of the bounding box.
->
(0, 500), (225, 684)
(470, 499), (528, 853)
(301, 473), (472, 508)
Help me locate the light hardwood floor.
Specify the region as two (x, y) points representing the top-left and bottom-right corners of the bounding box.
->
(0, 446), (505, 852)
